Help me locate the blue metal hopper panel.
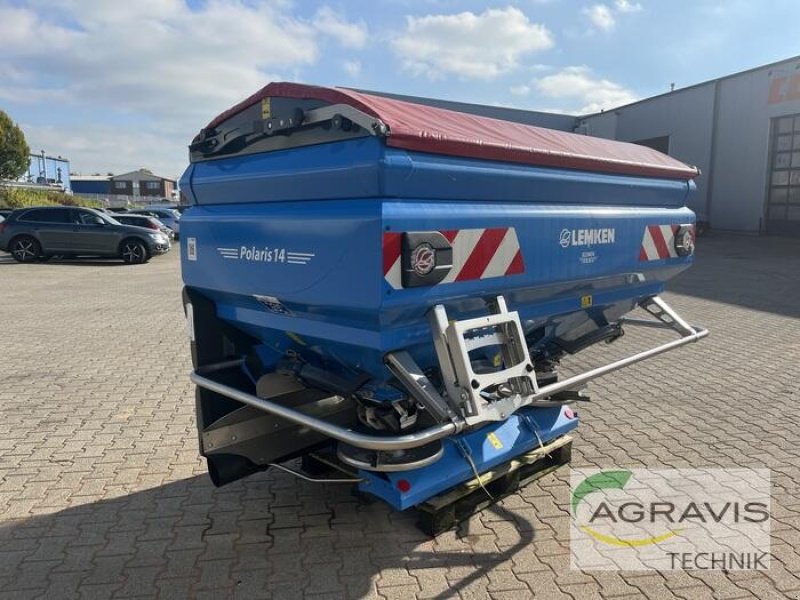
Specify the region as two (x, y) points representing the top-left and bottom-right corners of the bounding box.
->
(181, 199), (693, 378)
(182, 140), (693, 208)
(356, 405), (580, 510)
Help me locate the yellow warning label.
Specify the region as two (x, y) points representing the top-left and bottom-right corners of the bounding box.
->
(487, 432), (503, 450)
(581, 295), (593, 308)
(261, 97), (272, 120)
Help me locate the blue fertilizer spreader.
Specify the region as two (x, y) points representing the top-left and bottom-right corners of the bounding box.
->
(179, 83), (707, 533)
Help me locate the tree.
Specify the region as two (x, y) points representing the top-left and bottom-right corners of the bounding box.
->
(0, 110), (30, 181)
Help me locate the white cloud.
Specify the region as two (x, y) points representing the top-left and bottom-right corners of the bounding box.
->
(583, 4), (616, 31)
(535, 66), (638, 113)
(392, 7), (553, 80)
(313, 6), (368, 49)
(23, 123), (185, 179)
(582, 0), (642, 31)
(0, 1), (343, 175)
(615, 0), (643, 13)
(509, 84), (531, 96)
(343, 60), (362, 78)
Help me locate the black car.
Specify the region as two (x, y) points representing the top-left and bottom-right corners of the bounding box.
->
(0, 206), (171, 264)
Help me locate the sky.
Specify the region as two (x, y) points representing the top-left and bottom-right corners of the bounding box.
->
(2, 0), (800, 180)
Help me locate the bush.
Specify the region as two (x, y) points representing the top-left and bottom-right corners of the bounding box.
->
(0, 186), (102, 209)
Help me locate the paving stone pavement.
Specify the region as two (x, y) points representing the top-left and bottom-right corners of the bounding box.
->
(0, 233), (798, 600)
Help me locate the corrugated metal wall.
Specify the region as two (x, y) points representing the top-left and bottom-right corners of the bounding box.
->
(581, 57), (800, 233)
(362, 60), (800, 233)
(579, 84), (716, 223)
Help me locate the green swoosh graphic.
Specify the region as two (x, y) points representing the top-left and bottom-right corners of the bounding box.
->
(571, 470), (632, 514)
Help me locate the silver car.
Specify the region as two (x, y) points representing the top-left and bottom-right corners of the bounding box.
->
(129, 208), (181, 238)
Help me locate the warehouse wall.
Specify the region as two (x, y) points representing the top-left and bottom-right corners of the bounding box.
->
(579, 84), (716, 222)
(71, 179), (111, 195)
(360, 59), (800, 233)
(712, 60), (800, 232)
(580, 57), (800, 233)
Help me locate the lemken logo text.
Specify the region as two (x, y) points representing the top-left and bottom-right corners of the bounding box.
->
(560, 228), (616, 249)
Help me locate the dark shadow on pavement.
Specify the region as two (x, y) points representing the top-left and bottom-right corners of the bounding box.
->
(0, 255), (135, 267)
(0, 468), (542, 599)
(667, 232), (800, 319)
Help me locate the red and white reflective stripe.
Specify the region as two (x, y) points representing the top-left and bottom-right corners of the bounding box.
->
(639, 224), (679, 261)
(383, 232), (403, 287)
(382, 228), (525, 289)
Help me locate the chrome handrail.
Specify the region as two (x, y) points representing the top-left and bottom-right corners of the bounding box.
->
(191, 370), (461, 451)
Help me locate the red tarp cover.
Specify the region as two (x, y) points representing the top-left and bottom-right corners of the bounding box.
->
(206, 83), (699, 181)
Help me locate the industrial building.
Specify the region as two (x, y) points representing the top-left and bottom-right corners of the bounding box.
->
(70, 174), (112, 195)
(110, 169), (176, 200)
(364, 54), (800, 235)
(72, 169), (177, 202)
(16, 153), (71, 193)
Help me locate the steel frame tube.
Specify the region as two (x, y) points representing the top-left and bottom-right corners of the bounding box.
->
(527, 325), (708, 402)
(191, 371), (460, 451)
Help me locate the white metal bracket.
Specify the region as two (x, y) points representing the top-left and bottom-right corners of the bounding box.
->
(430, 296), (538, 425)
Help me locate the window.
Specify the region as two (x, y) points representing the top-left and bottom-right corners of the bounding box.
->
(767, 114), (800, 227)
(19, 208), (71, 223)
(145, 181), (160, 190)
(114, 181), (127, 189)
(75, 211), (105, 225)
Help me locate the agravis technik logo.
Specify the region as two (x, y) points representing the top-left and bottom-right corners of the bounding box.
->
(570, 468), (771, 570)
(572, 470), (681, 547)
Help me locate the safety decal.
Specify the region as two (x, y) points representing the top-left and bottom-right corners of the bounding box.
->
(639, 225), (680, 261)
(486, 432), (504, 450)
(383, 228), (524, 289)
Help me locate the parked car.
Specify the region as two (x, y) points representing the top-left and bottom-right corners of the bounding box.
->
(110, 213), (175, 239)
(0, 208), (13, 219)
(0, 206), (170, 264)
(129, 208), (180, 238)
